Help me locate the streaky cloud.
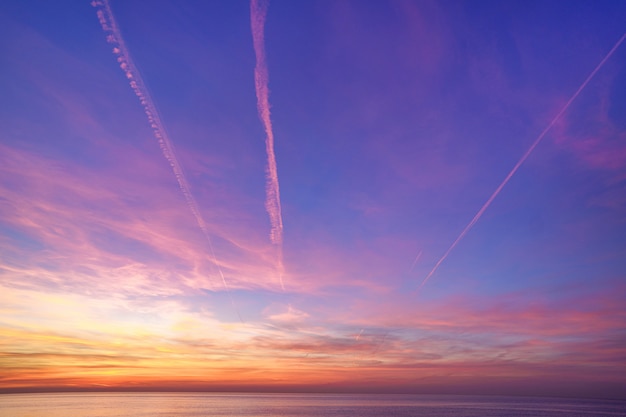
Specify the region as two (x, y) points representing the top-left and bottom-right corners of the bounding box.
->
(91, 0), (240, 319)
(250, 0), (285, 290)
(417, 32), (626, 291)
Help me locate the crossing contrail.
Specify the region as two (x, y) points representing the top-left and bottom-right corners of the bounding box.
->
(417, 32), (626, 291)
(250, 0), (285, 290)
(92, 0), (241, 319)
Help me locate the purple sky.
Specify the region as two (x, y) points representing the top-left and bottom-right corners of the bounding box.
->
(1, 0), (625, 399)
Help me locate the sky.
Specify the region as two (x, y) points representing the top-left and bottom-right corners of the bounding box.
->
(1, 0), (625, 400)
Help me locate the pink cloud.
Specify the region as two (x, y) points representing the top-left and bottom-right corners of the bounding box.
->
(0, 140), (294, 298)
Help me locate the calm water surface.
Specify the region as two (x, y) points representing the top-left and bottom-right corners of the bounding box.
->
(1, 392), (625, 417)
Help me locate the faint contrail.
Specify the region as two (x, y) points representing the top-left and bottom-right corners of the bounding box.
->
(355, 329), (364, 341)
(418, 32), (626, 291)
(409, 249), (423, 272)
(92, 0), (241, 319)
(250, 0), (285, 290)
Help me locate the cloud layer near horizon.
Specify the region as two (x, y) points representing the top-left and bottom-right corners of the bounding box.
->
(1, 0), (625, 399)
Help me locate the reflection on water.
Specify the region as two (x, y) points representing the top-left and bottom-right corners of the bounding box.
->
(1, 393), (626, 417)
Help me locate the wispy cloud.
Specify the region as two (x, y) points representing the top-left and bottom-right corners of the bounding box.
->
(2, 0), (625, 398)
(250, 0), (285, 290)
(91, 1), (239, 313)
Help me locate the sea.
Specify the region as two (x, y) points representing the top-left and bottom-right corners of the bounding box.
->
(1, 392), (626, 417)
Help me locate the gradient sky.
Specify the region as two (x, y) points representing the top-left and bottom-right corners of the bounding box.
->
(1, 0), (626, 400)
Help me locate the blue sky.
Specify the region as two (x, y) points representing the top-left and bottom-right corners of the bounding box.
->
(1, 0), (625, 398)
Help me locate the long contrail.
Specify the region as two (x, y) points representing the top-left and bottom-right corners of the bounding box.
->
(418, 32), (626, 291)
(250, 0), (285, 290)
(92, 0), (240, 318)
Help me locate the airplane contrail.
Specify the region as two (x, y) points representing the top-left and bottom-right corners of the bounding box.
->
(409, 249), (423, 272)
(418, 32), (626, 291)
(250, 0), (286, 290)
(92, 0), (241, 320)
(355, 329), (364, 341)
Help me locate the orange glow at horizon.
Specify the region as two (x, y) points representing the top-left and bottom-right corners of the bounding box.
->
(1, 0), (626, 401)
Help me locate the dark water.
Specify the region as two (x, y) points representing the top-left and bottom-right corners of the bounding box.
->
(1, 392), (625, 416)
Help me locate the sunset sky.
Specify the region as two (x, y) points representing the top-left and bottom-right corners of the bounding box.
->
(1, 0), (626, 399)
